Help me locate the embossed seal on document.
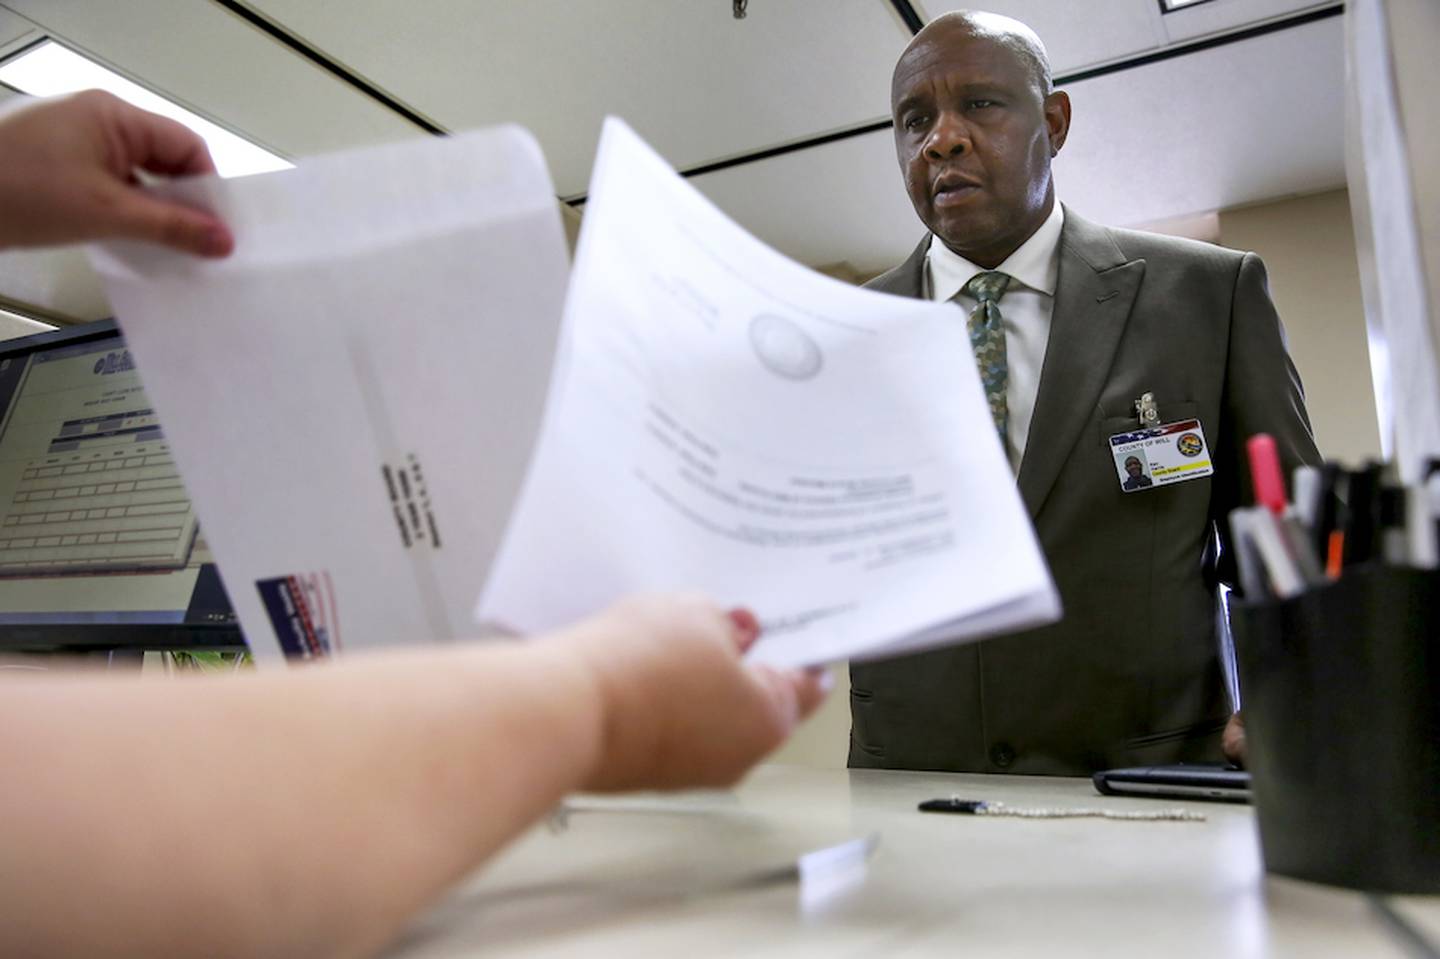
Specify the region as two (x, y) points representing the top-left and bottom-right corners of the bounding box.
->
(749, 314), (822, 381)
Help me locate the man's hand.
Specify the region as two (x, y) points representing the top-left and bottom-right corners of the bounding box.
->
(1222, 710), (1246, 767)
(0, 90), (233, 256)
(560, 595), (829, 792)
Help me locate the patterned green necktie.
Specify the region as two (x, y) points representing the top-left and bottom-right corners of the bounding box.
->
(959, 271), (1012, 447)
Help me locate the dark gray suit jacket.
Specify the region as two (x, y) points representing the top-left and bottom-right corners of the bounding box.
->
(849, 207), (1321, 776)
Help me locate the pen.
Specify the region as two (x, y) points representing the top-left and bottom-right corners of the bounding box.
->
(1246, 434), (1287, 515)
(917, 797), (1205, 822)
(1228, 509), (1270, 599)
(1246, 435), (1322, 584)
(1292, 465), (1322, 531)
(1326, 530), (1345, 580)
(919, 798), (989, 813)
(1254, 509), (1308, 597)
(1280, 508), (1326, 584)
(1344, 462), (1383, 567)
(1427, 470), (1440, 569)
(1404, 482), (1437, 569)
(1379, 485), (1409, 565)
(1313, 462), (1344, 561)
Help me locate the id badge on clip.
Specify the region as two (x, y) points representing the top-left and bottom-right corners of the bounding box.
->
(1109, 419), (1214, 493)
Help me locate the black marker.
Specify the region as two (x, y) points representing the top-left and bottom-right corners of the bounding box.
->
(1344, 462), (1383, 567)
(1313, 462), (1343, 561)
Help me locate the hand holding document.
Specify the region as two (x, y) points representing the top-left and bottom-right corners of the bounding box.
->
(478, 119), (1058, 667)
(90, 117), (1058, 666)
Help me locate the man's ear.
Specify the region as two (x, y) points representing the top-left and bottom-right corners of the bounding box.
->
(1044, 91), (1071, 156)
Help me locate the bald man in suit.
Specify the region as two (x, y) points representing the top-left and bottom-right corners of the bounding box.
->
(848, 11), (1321, 775)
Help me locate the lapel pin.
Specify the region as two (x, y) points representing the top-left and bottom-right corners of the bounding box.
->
(1135, 392), (1160, 426)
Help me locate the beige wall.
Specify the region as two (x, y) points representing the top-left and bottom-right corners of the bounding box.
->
(769, 662), (849, 767)
(773, 188), (1382, 770)
(1219, 189), (1382, 463)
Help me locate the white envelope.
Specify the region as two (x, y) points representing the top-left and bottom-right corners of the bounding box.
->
(90, 127), (568, 660)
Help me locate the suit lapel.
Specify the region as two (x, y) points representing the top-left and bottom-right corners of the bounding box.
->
(866, 236), (929, 297)
(1016, 209), (1146, 519)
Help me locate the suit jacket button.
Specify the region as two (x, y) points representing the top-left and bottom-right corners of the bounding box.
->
(989, 742), (1016, 769)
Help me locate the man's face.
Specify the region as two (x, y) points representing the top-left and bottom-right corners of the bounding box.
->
(891, 29), (1069, 268)
(1126, 459), (1142, 477)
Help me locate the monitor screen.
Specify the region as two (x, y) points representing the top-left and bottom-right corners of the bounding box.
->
(0, 319), (242, 650)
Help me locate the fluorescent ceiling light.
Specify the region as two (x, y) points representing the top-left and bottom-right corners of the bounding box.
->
(0, 40), (291, 178)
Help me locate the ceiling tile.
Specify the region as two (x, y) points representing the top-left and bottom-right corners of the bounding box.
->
(0, 0), (421, 158)
(688, 128), (919, 276)
(1054, 15), (1345, 227)
(1159, 0), (1337, 44)
(0, 5), (35, 53)
(920, 0), (1165, 75)
(247, 0), (913, 194)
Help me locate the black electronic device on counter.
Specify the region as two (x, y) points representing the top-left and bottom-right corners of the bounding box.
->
(1093, 763), (1251, 803)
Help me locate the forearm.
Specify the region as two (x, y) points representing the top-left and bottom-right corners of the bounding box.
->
(0, 638), (602, 959)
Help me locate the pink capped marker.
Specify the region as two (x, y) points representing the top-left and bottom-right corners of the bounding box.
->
(1247, 433), (1288, 515)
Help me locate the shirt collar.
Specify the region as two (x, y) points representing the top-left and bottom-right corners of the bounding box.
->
(926, 202), (1065, 301)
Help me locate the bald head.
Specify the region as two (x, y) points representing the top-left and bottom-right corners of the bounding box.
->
(888, 9), (1070, 267)
(895, 11), (1053, 105)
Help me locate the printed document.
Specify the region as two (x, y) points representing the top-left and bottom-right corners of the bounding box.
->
(478, 119), (1058, 667)
(90, 127), (569, 660)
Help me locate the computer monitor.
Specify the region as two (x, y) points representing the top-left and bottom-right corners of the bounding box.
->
(0, 319), (242, 651)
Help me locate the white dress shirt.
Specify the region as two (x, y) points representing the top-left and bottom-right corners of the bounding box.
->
(925, 202), (1065, 473)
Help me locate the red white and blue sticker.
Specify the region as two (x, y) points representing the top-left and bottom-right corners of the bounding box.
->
(1109, 418), (1214, 493)
(256, 572), (340, 658)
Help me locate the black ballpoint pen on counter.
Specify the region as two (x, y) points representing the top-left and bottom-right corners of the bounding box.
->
(917, 797), (1205, 822)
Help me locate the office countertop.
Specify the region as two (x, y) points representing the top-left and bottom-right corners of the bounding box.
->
(386, 764), (1439, 958)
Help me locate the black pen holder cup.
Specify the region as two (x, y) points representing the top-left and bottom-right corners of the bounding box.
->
(1231, 566), (1440, 893)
